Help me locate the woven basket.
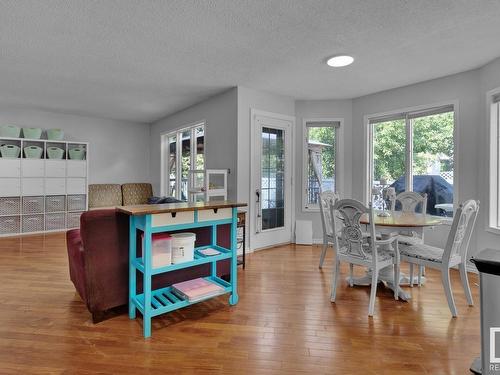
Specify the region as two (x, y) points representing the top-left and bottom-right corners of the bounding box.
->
(24, 145), (43, 159)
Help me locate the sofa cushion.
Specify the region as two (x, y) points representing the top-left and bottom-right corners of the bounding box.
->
(88, 184), (122, 208)
(122, 183), (153, 205)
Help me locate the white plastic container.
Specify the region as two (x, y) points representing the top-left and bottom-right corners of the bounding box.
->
(171, 232), (196, 264)
(142, 233), (172, 268)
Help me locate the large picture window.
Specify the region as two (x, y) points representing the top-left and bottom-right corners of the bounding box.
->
(162, 122), (205, 200)
(303, 120), (339, 210)
(368, 105), (455, 217)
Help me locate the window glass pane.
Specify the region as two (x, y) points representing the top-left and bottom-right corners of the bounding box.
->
(372, 119), (406, 209)
(261, 127), (284, 230)
(168, 135), (177, 197)
(412, 112), (454, 216)
(306, 126), (336, 207)
(195, 126), (205, 170)
(165, 124), (205, 201)
(180, 130), (191, 201)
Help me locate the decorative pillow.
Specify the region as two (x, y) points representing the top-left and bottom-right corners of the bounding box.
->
(148, 196), (183, 204)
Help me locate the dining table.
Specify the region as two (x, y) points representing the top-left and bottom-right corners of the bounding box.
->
(353, 210), (442, 301)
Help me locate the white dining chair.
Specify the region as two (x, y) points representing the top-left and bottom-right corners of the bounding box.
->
(318, 191), (339, 268)
(389, 191), (428, 285)
(399, 199), (479, 317)
(330, 198), (400, 317)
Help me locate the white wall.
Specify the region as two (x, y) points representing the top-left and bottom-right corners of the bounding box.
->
(149, 88), (238, 197)
(236, 86), (295, 248)
(294, 99), (353, 240)
(0, 105), (150, 184)
(351, 69), (482, 251)
(476, 57), (500, 253)
(236, 86), (296, 204)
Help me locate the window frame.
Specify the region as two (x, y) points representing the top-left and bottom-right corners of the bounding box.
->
(363, 101), (459, 221)
(302, 118), (343, 212)
(160, 120), (206, 199)
(488, 88), (500, 233)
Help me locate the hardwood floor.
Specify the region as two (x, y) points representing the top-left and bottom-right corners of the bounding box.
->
(0, 233), (480, 374)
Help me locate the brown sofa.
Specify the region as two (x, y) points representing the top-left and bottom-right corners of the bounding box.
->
(67, 209), (231, 322)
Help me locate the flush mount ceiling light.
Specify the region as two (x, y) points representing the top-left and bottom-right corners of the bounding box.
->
(326, 55), (354, 67)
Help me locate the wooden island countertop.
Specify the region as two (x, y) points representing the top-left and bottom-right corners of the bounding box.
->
(116, 201), (247, 216)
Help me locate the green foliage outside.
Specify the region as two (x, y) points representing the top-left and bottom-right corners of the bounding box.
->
(373, 112), (454, 183)
(308, 126), (336, 178)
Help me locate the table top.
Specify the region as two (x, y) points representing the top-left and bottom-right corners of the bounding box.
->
(360, 211), (442, 228)
(116, 201), (247, 216)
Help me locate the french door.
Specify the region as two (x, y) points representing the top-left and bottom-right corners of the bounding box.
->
(251, 111), (293, 250)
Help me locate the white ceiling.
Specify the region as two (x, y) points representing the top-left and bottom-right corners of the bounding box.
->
(1, 1), (500, 123)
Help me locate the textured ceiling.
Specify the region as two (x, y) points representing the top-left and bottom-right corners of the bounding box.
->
(1, 0), (500, 122)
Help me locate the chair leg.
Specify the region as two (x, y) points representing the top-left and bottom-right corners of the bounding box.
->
(349, 263), (354, 287)
(418, 266), (423, 286)
(319, 238), (328, 269)
(441, 268), (458, 317)
(459, 263), (474, 306)
(394, 263), (400, 300)
(331, 258), (340, 302)
(409, 263), (414, 288)
(368, 269), (379, 317)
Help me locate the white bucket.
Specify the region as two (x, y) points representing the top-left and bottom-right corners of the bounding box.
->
(171, 232), (196, 264)
(142, 233), (172, 268)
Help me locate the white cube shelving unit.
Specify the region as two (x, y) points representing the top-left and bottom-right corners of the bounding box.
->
(0, 137), (88, 236)
(188, 169), (228, 203)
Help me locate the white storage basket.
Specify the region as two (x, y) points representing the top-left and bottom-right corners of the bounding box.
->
(45, 195), (66, 212)
(45, 212), (66, 230)
(0, 216), (20, 235)
(22, 214), (44, 233)
(67, 211), (83, 229)
(0, 197), (21, 215)
(67, 195), (86, 211)
(22, 196), (44, 214)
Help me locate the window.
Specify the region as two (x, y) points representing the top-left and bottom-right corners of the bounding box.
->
(261, 127), (285, 229)
(489, 91), (500, 230)
(303, 120), (339, 210)
(161, 122), (205, 200)
(368, 105), (455, 217)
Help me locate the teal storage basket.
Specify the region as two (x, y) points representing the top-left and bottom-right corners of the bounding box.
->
(47, 146), (64, 159)
(47, 129), (64, 141)
(24, 145), (43, 159)
(22, 127), (42, 139)
(69, 147), (85, 160)
(0, 125), (21, 138)
(0, 144), (21, 158)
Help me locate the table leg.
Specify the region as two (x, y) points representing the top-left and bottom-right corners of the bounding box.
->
(143, 215), (152, 338)
(229, 208), (239, 305)
(348, 266), (413, 301)
(129, 216), (137, 319)
(242, 223), (246, 269)
(211, 224), (217, 277)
